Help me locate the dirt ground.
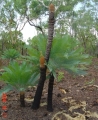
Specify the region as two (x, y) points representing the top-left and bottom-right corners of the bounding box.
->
(0, 58), (98, 120)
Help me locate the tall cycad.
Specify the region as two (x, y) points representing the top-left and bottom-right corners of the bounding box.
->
(29, 33), (91, 111)
(31, 4), (91, 111)
(45, 3), (55, 112)
(31, 4), (55, 110)
(47, 35), (91, 111)
(45, 3), (55, 62)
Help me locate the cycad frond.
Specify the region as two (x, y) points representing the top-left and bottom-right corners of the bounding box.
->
(26, 34), (91, 77)
(1, 62), (39, 91)
(48, 34), (91, 76)
(1, 49), (20, 61)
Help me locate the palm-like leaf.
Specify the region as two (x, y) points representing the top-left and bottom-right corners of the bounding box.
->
(27, 34), (91, 79)
(0, 61), (39, 91)
(25, 34), (47, 66)
(48, 35), (91, 77)
(24, 33), (91, 111)
(1, 49), (20, 61)
(0, 84), (13, 97)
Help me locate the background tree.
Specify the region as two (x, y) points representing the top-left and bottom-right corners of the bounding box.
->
(0, 0), (27, 55)
(0, 0), (97, 56)
(72, 1), (98, 55)
(11, 0), (97, 56)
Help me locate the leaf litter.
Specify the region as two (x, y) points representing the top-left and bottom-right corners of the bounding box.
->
(52, 97), (98, 120)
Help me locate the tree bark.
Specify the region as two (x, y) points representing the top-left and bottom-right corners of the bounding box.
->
(31, 67), (46, 109)
(45, 4), (55, 112)
(20, 91), (25, 107)
(45, 12), (55, 62)
(31, 4), (55, 111)
(47, 74), (54, 112)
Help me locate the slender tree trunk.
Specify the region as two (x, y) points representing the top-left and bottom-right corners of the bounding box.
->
(20, 91), (25, 107)
(45, 5), (55, 63)
(45, 4), (55, 111)
(47, 74), (54, 112)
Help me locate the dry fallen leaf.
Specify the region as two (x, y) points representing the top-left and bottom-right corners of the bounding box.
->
(62, 97), (86, 112)
(40, 102), (47, 107)
(69, 101), (86, 112)
(53, 97), (98, 120)
(52, 110), (86, 120)
(62, 97), (72, 102)
(86, 111), (98, 118)
(59, 89), (66, 94)
(24, 98), (34, 103)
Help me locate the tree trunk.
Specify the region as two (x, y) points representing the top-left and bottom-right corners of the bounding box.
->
(31, 67), (46, 109)
(45, 4), (55, 111)
(45, 7), (55, 62)
(47, 74), (54, 112)
(31, 4), (55, 111)
(20, 91), (25, 107)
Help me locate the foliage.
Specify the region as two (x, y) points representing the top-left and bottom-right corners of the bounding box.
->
(0, 30), (24, 55)
(73, 6), (98, 55)
(57, 71), (64, 82)
(1, 49), (20, 61)
(0, 61), (39, 92)
(26, 34), (47, 65)
(48, 35), (91, 78)
(0, 0), (25, 54)
(0, 84), (13, 97)
(27, 34), (91, 80)
(0, 0), (97, 56)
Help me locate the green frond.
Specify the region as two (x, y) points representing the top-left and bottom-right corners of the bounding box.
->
(25, 34), (47, 67)
(0, 84), (13, 97)
(1, 49), (20, 61)
(26, 34), (91, 79)
(48, 34), (91, 77)
(1, 61), (39, 91)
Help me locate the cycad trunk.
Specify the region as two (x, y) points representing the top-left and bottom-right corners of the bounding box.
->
(45, 4), (55, 112)
(47, 74), (54, 111)
(31, 67), (46, 109)
(20, 91), (25, 107)
(45, 5), (55, 63)
(31, 4), (55, 110)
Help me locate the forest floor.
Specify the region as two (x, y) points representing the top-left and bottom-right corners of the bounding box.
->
(0, 58), (98, 120)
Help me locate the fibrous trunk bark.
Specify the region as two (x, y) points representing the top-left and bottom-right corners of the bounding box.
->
(20, 91), (25, 107)
(31, 4), (55, 111)
(45, 11), (55, 63)
(31, 67), (46, 109)
(47, 74), (54, 112)
(46, 4), (55, 112)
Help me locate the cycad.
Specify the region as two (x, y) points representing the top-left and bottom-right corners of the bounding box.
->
(31, 3), (55, 111)
(48, 34), (91, 77)
(0, 61), (39, 107)
(26, 35), (47, 110)
(28, 34), (90, 74)
(47, 35), (91, 111)
(23, 4), (91, 111)
(1, 49), (20, 62)
(26, 33), (91, 111)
